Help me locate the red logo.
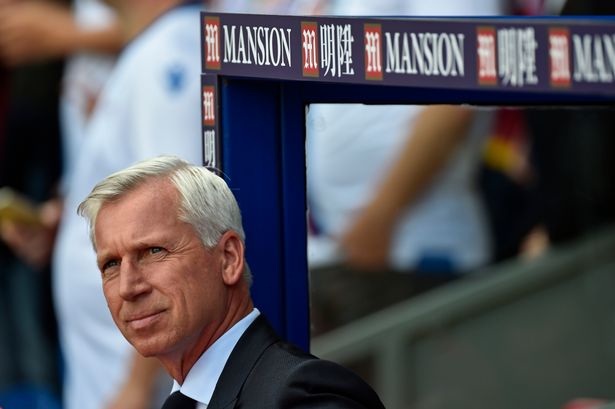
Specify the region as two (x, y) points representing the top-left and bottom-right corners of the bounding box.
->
(364, 24), (383, 81)
(202, 86), (215, 126)
(549, 28), (571, 87)
(477, 27), (497, 85)
(204, 16), (221, 70)
(301, 22), (319, 77)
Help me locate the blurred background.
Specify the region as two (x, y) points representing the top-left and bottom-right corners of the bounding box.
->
(307, 101), (615, 409)
(1, 0), (615, 408)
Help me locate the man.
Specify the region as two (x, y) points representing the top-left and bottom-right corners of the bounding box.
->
(78, 156), (385, 409)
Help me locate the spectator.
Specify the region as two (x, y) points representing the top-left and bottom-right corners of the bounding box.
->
(0, 0), (72, 399)
(0, 0), (121, 185)
(1, 0), (206, 408)
(0, 0), (120, 405)
(304, 0), (506, 334)
(520, 0), (615, 257)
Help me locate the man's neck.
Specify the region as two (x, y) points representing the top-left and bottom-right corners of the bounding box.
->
(160, 294), (254, 384)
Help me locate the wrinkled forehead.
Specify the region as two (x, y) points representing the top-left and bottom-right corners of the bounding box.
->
(95, 179), (181, 232)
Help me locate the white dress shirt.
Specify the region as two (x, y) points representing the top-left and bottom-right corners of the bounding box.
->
(170, 309), (261, 408)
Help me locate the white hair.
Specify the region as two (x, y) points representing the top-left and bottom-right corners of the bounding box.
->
(78, 155), (252, 285)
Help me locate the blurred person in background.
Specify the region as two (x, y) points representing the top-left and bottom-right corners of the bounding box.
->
(1, 0), (207, 408)
(0, 46), (64, 403)
(0, 0), (121, 191)
(479, 0), (615, 262)
(0, 0), (119, 402)
(475, 0), (543, 263)
(520, 0), (615, 259)
(0, 0), (120, 406)
(301, 0), (508, 335)
(478, 108), (537, 262)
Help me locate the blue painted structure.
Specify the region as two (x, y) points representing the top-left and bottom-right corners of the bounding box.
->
(202, 14), (615, 350)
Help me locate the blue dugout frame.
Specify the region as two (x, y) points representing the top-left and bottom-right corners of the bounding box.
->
(201, 14), (615, 350)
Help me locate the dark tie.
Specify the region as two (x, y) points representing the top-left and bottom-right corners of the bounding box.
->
(161, 391), (197, 409)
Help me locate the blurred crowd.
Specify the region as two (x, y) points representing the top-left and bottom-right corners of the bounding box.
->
(1, 0), (614, 408)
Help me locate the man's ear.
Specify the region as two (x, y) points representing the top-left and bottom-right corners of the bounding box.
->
(218, 230), (245, 286)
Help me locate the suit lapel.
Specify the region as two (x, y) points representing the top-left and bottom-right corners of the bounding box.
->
(207, 315), (280, 409)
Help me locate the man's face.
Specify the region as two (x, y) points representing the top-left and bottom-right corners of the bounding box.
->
(94, 179), (229, 360)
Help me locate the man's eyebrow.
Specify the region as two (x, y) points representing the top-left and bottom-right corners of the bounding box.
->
(96, 252), (113, 267)
(96, 245), (121, 264)
(133, 235), (167, 247)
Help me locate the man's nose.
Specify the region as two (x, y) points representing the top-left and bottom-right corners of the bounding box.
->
(119, 260), (151, 301)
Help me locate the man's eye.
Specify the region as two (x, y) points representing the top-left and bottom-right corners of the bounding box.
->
(149, 247), (164, 254)
(102, 260), (119, 271)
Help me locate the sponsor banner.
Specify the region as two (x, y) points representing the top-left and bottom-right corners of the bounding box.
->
(202, 13), (615, 95)
(201, 74), (221, 170)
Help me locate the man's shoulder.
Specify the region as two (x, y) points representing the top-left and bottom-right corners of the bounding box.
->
(211, 315), (384, 408)
(241, 338), (385, 408)
(253, 339), (362, 382)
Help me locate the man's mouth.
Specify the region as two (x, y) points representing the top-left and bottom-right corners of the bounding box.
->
(125, 310), (165, 330)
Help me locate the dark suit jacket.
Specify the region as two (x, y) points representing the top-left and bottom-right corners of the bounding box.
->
(206, 315), (385, 409)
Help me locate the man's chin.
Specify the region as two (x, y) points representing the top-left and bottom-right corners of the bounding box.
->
(125, 333), (165, 357)
(136, 345), (165, 359)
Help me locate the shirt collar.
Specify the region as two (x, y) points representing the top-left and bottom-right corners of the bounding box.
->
(171, 308), (260, 405)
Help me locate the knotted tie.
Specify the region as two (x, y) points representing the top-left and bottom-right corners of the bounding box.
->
(161, 391), (197, 409)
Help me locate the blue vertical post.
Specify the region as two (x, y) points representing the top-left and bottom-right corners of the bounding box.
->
(219, 78), (310, 349)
